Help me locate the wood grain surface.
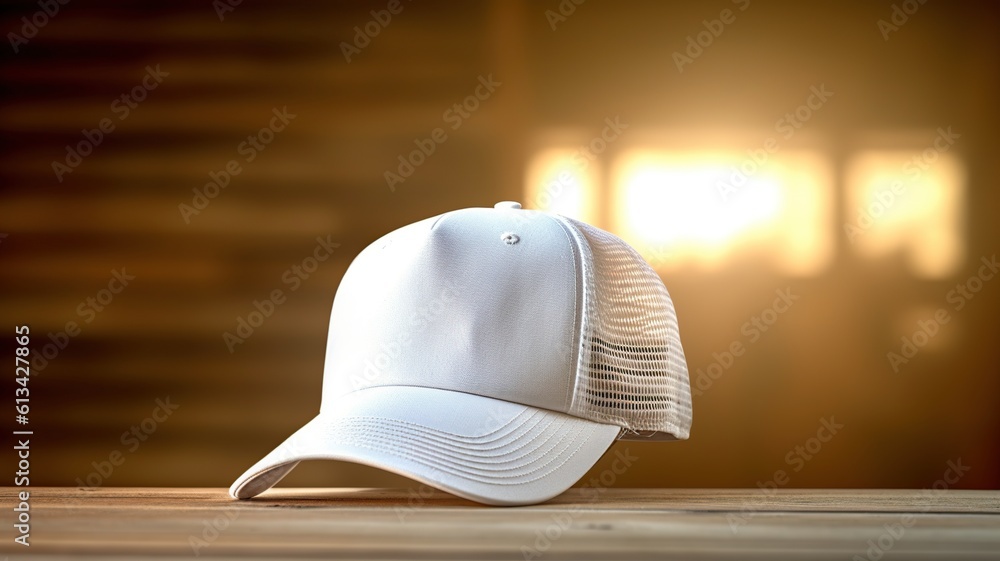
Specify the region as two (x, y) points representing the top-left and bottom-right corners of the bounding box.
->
(1, 487), (998, 560)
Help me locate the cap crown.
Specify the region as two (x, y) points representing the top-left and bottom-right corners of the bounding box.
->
(323, 206), (691, 440)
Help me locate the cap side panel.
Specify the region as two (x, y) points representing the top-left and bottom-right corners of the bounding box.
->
(559, 218), (693, 440)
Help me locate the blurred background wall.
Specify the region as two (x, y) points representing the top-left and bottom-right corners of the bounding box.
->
(1, 0), (998, 491)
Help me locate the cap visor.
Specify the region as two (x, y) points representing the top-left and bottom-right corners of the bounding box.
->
(229, 386), (621, 506)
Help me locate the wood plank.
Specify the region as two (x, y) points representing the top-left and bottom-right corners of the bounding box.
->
(0, 488), (997, 560)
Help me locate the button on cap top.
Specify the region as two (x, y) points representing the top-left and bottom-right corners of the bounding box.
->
(494, 201), (522, 210)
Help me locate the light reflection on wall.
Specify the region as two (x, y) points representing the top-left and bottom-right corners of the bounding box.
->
(523, 147), (599, 225)
(525, 138), (963, 279)
(611, 149), (833, 275)
(845, 149), (965, 279)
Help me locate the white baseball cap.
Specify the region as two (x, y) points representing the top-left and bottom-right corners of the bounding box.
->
(230, 201), (692, 505)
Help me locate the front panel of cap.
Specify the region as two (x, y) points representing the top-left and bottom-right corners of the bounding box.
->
(321, 208), (579, 415)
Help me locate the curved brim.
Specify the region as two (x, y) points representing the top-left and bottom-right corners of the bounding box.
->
(229, 386), (621, 506)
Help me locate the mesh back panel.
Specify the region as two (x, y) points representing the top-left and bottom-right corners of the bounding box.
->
(561, 218), (692, 441)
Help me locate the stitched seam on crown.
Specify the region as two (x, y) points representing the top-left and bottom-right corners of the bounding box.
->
(549, 213), (583, 412)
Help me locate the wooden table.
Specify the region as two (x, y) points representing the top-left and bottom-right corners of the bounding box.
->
(2, 487), (998, 559)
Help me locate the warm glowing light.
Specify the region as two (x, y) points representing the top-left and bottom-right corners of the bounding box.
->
(845, 149), (964, 278)
(611, 150), (833, 275)
(524, 148), (597, 224)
